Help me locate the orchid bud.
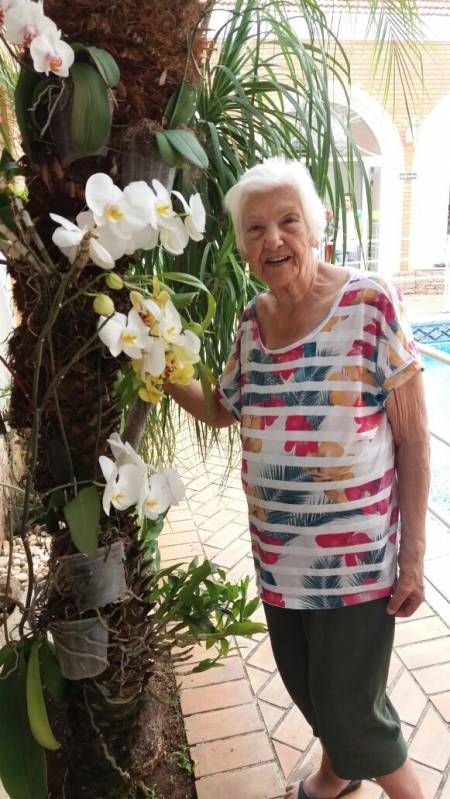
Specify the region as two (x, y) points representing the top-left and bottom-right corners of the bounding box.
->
(105, 273), (124, 290)
(93, 294), (115, 316)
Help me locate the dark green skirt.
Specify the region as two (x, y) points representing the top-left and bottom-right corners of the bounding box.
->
(264, 597), (408, 779)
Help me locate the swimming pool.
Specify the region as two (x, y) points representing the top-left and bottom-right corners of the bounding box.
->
(413, 324), (450, 516)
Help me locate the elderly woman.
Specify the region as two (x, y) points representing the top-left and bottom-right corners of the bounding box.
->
(166, 157), (429, 799)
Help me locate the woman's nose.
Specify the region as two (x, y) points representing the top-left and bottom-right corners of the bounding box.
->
(264, 225), (283, 249)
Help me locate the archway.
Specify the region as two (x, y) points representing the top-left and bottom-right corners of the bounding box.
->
(410, 96), (450, 270)
(329, 85), (404, 276)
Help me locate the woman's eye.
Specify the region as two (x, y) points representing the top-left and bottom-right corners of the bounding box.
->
(249, 225), (263, 232)
(283, 217), (297, 224)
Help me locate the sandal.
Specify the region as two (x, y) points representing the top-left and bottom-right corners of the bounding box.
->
(297, 779), (362, 799)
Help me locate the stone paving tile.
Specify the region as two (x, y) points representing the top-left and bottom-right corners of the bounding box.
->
(394, 615), (449, 647)
(409, 706), (450, 770)
(192, 730), (274, 777)
(258, 700), (285, 732)
(425, 555), (450, 598)
(158, 530), (199, 547)
(272, 705), (313, 751)
(413, 762), (444, 797)
(206, 522), (248, 548)
(430, 691), (450, 722)
(180, 679), (253, 716)
(212, 538), (251, 568)
(413, 662), (450, 694)
(389, 669), (427, 725)
(273, 740), (302, 779)
(247, 635), (278, 672)
(387, 651), (403, 688)
(246, 664), (270, 693)
(159, 541), (203, 561)
(185, 703), (264, 745)
(259, 671), (293, 709)
(195, 762), (285, 799)
(176, 656), (245, 689)
(441, 771), (450, 798)
(164, 518), (198, 534)
(199, 508), (240, 533)
(396, 636), (450, 669)
(395, 603), (434, 623)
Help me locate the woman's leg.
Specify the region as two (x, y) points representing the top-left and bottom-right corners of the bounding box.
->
(263, 603), (354, 798)
(286, 748), (351, 799)
(375, 758), (425, 799)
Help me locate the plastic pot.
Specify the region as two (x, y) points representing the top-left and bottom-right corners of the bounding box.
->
(50, 616), (109, 680)
(59, 540), (128, 611)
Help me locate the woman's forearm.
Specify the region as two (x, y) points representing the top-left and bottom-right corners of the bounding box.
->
(386, 373), (430, 575)
(164, 378), (236, 428)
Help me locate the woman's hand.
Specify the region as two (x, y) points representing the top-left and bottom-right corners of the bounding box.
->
(387, 570), (425, 618)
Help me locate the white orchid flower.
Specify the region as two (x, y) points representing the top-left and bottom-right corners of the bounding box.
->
(106, 432), (147, 471)
(4, 0), (55, 46)
(132, 224), (159, 252)
(139, 337), (167, 378)
(50, 213), (115, 270)
(159, 297), (183, 343)
(0, 0), (17, 25)
(149, 179), (176, 228)
(172, 329), (201, 365)
(30, 27), (74, 76)
(172, 191), (206, 242)
(139, 466), (185, 520)
(98, 309), (149, 359)
(77, 211), (134, 262)
(159, 216), (189, 255)
(99, 458), (144, 516)
(85, 174), (149, 240)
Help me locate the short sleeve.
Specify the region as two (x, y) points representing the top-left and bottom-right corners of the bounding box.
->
(374, 278), (422, 401)
(214, 322), (243, 422)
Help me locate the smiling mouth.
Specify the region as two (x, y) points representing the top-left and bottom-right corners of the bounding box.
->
(265, 255), (291, 266)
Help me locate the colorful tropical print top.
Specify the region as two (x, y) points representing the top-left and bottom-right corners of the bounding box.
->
(215, 270), (422, 610)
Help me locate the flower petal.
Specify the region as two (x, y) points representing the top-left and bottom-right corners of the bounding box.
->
(98, 312), (127, 357)
(50, 213), (79, 231)
(142, 339), (166, 377)
(159, 217), (189, 255)
(86, 173), (115, 218)
(90, 238), (115, 270)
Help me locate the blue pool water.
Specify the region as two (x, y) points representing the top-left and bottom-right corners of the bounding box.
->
(418, 336), (450, 515)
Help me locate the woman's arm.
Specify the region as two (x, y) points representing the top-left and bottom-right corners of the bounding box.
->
(385, 371), (430, 617)
(165, 378), (236, 428)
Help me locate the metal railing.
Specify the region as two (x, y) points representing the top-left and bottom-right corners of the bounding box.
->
(416, 342), (450, 530)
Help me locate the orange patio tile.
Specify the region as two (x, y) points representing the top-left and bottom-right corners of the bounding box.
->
(200, 509), (240, 534)
(195, 762), (285, 799)
(176, 656), (245, 689)
(180, 679), (253, 716)
(185, 703), (264, 745)
(192, 730), (273, 777)
(246, 664), (270, 693)
(273, 740), (302, 779)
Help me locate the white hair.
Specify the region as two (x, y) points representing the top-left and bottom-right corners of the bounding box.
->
(223, 156), (326, 253)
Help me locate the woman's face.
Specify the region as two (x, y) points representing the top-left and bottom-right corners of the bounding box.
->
(241, 186), (314, 291)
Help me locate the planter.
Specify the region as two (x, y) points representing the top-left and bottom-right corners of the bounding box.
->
(59, 540), (128, 611)
(50, 616), (109, 680)
(120, 120), (176, 187)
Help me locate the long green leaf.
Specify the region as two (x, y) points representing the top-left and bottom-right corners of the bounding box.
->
(63, 485), (100, 557)
(14, 67), (41, 161)
(70, 62), (111, 156)
(0, 651), (48, 799)
(162, 129), (209, 169)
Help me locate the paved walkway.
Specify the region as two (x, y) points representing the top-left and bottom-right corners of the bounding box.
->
(161, 427), (450, 799)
